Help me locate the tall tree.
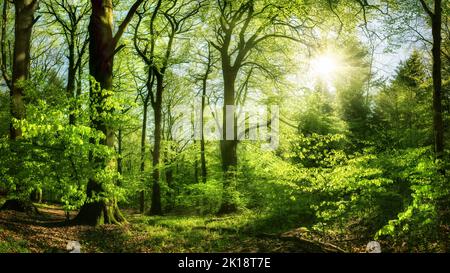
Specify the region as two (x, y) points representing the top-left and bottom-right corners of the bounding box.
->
(138, 82), (150, 213)
(0, 0), (39, 212)
(211, 0), (309, 213)
(10, 0), (39, 140)
(198, 42), (214, 184)
(134, 0), (204, 215)
(0, 0), (11, 91)
(419, 0), (444, 160)
(73, 0), (144, 226)
(42, 0), (90, 125)
(373, 51), (431, 148)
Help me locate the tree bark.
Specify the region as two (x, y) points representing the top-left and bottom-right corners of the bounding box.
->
(67, 33), (77, 125)
(10, 0), (38, 140)
(218, 67), (238, 214)
(430, 0), (444, 160)
(149, 73), (163, 215)
(194, 141), (199, 184)
(74, 0), (143, 226)
(139, 101), (149, 213)
(165, 162), (174, 210)
(117, 128), (123, 175)
(0, 0), (11, 90)
(200, 74), (207, 184)
(2, 0), (37, 210)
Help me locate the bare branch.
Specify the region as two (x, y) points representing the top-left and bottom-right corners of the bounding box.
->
(419, 0), (434, 18)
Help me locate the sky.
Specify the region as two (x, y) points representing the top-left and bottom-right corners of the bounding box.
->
(287, 22), (424, 96)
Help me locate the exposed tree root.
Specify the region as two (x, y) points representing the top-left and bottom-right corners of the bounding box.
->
(71, 201), (126, 226)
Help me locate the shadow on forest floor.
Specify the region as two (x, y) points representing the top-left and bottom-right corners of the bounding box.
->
(0, 203), (355, 253)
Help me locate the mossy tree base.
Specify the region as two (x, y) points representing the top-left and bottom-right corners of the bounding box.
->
(72, 201), (126, 226)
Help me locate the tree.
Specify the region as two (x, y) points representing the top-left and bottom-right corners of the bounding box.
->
(373, 51), (432, 148)
(134, 0), (204, 215)
(197, 42), (214, 184)
(334, 43), (372, 142)
(297, 87), (346, 137)
(419, 0), (445, 161)
(0, 0), (11, 92)
(381, 0), (446, 158)
(10, 0), (39, 140)
(211, 0), (310, 213)
(42, 0), (90, 125)
(0, 0), (39, 212)
(73, 0), (144, 226)
(0, 0), (12, 137)
(137, 81), (150, 213)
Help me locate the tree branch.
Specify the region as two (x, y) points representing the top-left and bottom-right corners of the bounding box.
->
(112, 0), (145, 48)
(419, 0), (434, 18)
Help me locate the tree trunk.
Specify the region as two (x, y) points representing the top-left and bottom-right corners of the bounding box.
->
(73, 0), (123, 226)
(67, 33), (77, 125)
(36, 188), (42, 203)
(139, 101), (149, 213)
(194, 141), (199, 184)
(117, 128), (124, 188)
(3, 0), (37, 208)
(10, 0), (37, 140)
(425, 0), (449, 252)
(200, 77), (207, 183)
(76, 58), (83, 115)
(165, 163), (174, 210)
(30, 188), (42, 203)
(218, 68), (238, 214)
(1, 0), (11, 90)
(149, 73), (163, 215)
(431, 0), (444, 161)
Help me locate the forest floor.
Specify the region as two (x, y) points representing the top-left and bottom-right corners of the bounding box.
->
(0, 202), (361, 253)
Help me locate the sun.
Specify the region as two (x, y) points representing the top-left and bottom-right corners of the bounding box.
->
(309, 51), (344, 92)
(311, 53), (340, 79)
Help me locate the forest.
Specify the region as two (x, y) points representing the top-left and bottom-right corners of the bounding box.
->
(0, 0), (449, 254)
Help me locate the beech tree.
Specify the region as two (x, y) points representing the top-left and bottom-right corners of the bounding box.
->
(211, 0), (311, 213)
(10, 0), (39, 140)
(197, 42), (214, 184)
(0, 0), (39, 212)
(42, 0), (90, 125)
(73, 0), (144, 226)
(419, 0), (444, 161)
(0, 0), (449, 253)
(133, 0), (204, 215)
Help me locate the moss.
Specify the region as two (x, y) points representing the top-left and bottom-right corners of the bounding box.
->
(72, 200), (126, 226)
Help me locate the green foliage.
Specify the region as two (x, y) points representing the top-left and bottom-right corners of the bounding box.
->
(289, 133), (348, 168)
(0, 75), (129, 212)
(176, 179), (223, 214)
(372, 51), (432, 149)
(297, 89), (347, 136)
(0, 237), (30, 253)
(0, 91), (9, 136)
(376, 149), (448, 251)
(0, 0), (448, 253)
(309, 152), (397, 236)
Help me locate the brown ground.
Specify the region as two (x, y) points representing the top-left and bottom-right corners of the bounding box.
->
(0, 204), (357, 253)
